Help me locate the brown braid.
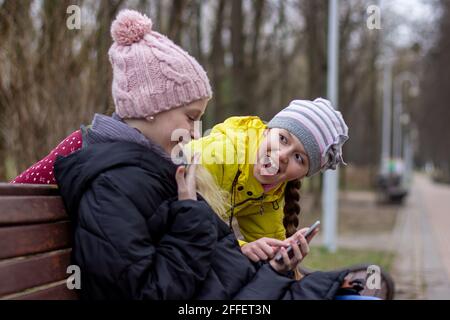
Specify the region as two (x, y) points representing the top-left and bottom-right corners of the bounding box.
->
(283, 179), (301, 238)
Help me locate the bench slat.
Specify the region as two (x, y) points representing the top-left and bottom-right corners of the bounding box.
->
(0, 183), (59, 196)
(0, 196), (67, 226)
(0, 183), (78, 299)
(0, 221), (72, 259)
(0, 249), (72, 297)
(2, 280), (79, 300)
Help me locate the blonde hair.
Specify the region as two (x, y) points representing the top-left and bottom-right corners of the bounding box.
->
(194, 165), (230, 221)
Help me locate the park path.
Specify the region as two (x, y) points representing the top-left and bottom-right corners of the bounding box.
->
(311, 173), (450, 299)
(391, 173), (450, 299)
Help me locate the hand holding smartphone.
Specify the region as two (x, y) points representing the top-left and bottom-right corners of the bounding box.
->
(274, 220), (320, 263)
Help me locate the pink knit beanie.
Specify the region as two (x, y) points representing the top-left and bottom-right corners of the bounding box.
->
(109, 9), (212, 119)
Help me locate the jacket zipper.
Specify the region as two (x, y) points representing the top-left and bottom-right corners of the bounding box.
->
(228, 170), (242, 228)
(260, 194), (267, 215)
(231, 194), (264, 210)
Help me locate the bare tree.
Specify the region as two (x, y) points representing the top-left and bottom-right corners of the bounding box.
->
(209, 0), (228, 123)
(417, 0), (450, 181)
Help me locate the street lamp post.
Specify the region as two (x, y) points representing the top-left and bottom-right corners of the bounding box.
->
(381, 60), (393, 175)
(322, 0), (340, 253)
(393, 72), (419, 159)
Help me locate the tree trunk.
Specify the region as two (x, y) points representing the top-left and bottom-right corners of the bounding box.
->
(230, 0), (246, 115)
(209, 0), (227, 123)
(168, 0), (186, 45)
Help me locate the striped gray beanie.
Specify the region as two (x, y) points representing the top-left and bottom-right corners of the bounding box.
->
(267, 98), (349, 177)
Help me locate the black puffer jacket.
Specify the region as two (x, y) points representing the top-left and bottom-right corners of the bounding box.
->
(55, 141), (348, 300)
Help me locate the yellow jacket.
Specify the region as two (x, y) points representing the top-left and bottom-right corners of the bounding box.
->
(186, 116), (287, 245)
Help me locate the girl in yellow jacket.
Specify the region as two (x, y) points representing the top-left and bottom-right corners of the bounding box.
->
(184, 98), (349, 263)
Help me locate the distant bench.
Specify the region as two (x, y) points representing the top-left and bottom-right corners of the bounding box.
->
(0, 183), (78, 300)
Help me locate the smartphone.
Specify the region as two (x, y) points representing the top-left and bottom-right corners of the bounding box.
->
(274, 220), (321, 263)
(303, 220), (321, 239)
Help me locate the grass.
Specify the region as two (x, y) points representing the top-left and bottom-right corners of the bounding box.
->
(301, 191), (400, 235)
(302, 245), (395, 273)
(4, 156), (18, 181)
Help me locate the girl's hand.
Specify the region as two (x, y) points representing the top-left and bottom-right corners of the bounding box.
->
(241, 237), (287, 262)
(175, 153), (200, 201)
(269, 228), (317, 274)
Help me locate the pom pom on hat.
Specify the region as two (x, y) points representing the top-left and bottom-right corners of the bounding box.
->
(111, 9), (152, 46)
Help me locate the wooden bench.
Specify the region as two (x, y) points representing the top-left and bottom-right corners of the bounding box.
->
(0, 183), (78, 300)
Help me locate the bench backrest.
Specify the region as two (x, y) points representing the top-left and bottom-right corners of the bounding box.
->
(0, 183), (78, 300)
